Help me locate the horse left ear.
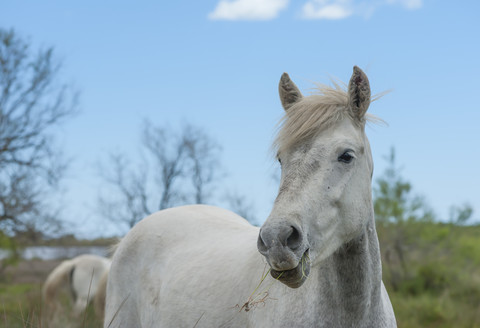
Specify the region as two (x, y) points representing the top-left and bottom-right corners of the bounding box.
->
(348, 66), (371, 119)
(279, 73), (303, 111)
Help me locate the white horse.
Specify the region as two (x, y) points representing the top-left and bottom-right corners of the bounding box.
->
(43, 254), (111, 323)
(105, 66), (396, 327)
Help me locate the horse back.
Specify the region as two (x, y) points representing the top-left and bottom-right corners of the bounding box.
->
(105, 204), (263, 328)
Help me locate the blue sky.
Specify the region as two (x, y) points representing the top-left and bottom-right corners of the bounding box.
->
(1, 0), (479, 237)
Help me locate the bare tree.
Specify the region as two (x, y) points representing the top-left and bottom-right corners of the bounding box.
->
(98, 122), (222, 230)
(97, 153), (150, 229)
(183, 124), (222, 204)
(0, 28), (77, 235)
(142, 122), (189, 210)
(224, 191), (257, 225)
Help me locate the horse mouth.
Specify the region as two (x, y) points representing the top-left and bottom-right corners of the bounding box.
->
(269, 250), (310, 288)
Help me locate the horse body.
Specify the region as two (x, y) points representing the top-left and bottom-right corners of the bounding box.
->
(106, 205), (262, 327)
(105, 66), (396, 327)
(94, 268), (110, 321)
(43, 254), (111, 322)
(106, 208), (393, 328)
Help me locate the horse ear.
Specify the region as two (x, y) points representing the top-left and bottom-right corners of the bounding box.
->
(348, 66), (371, 119)
(279, 73), (303, 111)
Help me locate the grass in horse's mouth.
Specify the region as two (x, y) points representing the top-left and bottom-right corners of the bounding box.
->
(300, 250), (310, 278)
(269, 250), (311, 288)
(236, 251), (311, 312)
(271, 249), (310, 275)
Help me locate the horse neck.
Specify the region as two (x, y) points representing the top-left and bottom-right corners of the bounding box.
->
(318, 216), (383, 323)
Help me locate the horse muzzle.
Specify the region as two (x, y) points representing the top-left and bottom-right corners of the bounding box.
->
(257, 223), (311, 288)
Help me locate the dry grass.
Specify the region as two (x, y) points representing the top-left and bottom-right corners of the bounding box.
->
(235, 265), (281, 313)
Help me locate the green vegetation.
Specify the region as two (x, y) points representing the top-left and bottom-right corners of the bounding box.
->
(375, 148), (479, 327)
(0, 283), (43, 327)
(0, 231), (19, 276)
(0, 234), (113, 327)
(0, 282), (102, 328)
(379, 222), (480, 327)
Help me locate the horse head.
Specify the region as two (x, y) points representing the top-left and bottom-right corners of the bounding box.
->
(257, 66), (375, 288)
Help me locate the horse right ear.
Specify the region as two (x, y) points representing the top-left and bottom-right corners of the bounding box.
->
(279, 73), (303, 111)
(347, 66), (371, 120)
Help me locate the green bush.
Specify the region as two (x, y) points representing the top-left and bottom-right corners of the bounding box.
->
(380, 222), (480, 327)
(0, 231), (20, 280)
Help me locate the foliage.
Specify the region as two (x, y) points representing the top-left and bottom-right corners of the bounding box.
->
(374, 147), (435, 290)
(380, 223), (480, 328)
(449, 203), (473, 225)
(373, 147), (479, 327)
(0, 231), (19, 278)
(374, 147), (434, 224)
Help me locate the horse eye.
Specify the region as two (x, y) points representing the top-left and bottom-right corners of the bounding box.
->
(278, 157), (282, 165)
(338, 152), (354, 163)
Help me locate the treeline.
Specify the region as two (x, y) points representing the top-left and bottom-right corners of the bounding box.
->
(373, 149), (478, 327)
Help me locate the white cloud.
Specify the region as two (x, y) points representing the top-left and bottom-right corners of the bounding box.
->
(301, 0), (423, 20)
(208, 0), (289, 21)
(302, 0), (353, 20)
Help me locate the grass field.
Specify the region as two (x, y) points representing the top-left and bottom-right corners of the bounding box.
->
(0, 283), (102, 328)
(0, 260), (102, 328)
(2, 222), (480, 327)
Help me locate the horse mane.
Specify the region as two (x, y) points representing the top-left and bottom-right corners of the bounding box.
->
(274, 80), (383, 154)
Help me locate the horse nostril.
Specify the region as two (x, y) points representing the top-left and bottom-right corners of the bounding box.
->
(286, 225), (302, 250)
(257, 224), (304, 254)
(257, 229), (268, 254)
